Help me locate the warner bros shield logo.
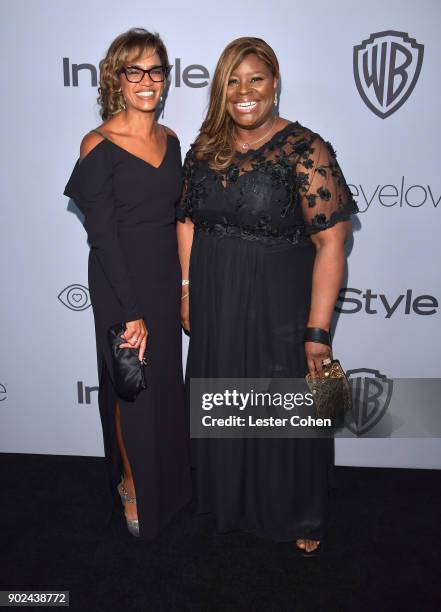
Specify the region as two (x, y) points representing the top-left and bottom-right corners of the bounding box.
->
(353, 30), (424, 119)
(345, 368), (393, 436)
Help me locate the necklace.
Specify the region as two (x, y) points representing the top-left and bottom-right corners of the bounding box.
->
(235, 116), (277, 152)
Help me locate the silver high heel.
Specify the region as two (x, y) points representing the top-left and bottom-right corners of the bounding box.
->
(117, 478), (139, 537)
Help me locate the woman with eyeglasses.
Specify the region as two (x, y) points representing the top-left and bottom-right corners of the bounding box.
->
(64, 28), (191, 539)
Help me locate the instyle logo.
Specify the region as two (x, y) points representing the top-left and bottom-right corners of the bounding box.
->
(348, 178), (441, 212)
(346, 368), (393, 436)
(58, 284), (91, 311)
(353, 30), (424, 118)
(0, 383), (7, 402)
(77, 381), (98, 404)
(63, 58), (210, 88)
(335, 289), (438, 318)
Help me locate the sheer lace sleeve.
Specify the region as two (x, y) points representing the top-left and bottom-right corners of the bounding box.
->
(176, 147), (196, 222)
(296, 135), (358, 235)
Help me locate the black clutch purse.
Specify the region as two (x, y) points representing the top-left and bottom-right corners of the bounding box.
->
(107, 323), (148, 402)
(305, 358), (352, 421)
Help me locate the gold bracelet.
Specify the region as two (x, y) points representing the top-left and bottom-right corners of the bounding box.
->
(181, 293), (189, 300)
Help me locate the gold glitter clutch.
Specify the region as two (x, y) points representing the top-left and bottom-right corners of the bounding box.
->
(305, 358), (352, 421)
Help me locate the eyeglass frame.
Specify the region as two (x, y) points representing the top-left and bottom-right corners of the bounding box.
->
(118, 64), (172, 83)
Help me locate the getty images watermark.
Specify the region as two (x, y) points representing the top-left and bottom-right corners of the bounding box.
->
(200, 387), (331, 430)
(190, 377), (441, 439)
(191, 378), (341, 439)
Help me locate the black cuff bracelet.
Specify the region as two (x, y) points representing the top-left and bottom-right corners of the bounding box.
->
(303, 327), (331, 346)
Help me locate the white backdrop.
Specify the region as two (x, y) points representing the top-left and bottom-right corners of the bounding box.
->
(1, 0), (440, 468)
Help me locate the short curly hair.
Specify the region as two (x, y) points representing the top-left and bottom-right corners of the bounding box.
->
(98, 27), (170, 120)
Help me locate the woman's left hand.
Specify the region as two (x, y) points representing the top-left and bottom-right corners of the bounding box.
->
(305, 341), (332, 378)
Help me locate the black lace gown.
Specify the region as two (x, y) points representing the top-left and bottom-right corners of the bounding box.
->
(64, 131), (192, 540)
(177, 121), (359, 541)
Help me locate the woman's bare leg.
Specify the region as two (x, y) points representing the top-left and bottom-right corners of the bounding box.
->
(115, 402), (137, 520)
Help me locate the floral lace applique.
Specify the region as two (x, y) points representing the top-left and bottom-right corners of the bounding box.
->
(177, 122), (359, 241)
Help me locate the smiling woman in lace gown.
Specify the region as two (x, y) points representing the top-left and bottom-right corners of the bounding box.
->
(177, 37), (358, 555)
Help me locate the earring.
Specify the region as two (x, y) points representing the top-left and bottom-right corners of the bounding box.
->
(117, 89), (126, 111)
(274, 91), (278, 106)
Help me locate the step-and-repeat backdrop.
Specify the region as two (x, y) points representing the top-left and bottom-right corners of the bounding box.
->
(1, 0), (440, 467)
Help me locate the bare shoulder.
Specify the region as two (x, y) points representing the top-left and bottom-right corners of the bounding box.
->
(80, 130), (106, 161)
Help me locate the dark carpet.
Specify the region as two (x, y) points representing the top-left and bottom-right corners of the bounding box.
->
(1, 453), (440, 612)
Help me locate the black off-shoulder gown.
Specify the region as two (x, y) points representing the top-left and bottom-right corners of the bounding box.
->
(64, 131), (191, 540)
(177, 121), (359, 542)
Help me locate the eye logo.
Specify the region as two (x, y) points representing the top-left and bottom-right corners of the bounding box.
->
(353, 30), (424, 118)
(58, 284), (91, 311)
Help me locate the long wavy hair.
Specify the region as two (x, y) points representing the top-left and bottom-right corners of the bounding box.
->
(193, 37), (280, 171)
(98, 28), (170, 121)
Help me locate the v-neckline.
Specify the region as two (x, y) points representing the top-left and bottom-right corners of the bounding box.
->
(214, 121), (299, 191)
(234, 121), (298, 158)
(96, 129), (170, 170)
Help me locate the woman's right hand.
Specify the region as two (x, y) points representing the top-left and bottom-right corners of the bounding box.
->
(181, 290), (190, 332)
(119, 319), (148, 362)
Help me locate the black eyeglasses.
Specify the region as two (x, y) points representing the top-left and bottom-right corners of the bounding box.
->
(119, 64), (172, 83)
